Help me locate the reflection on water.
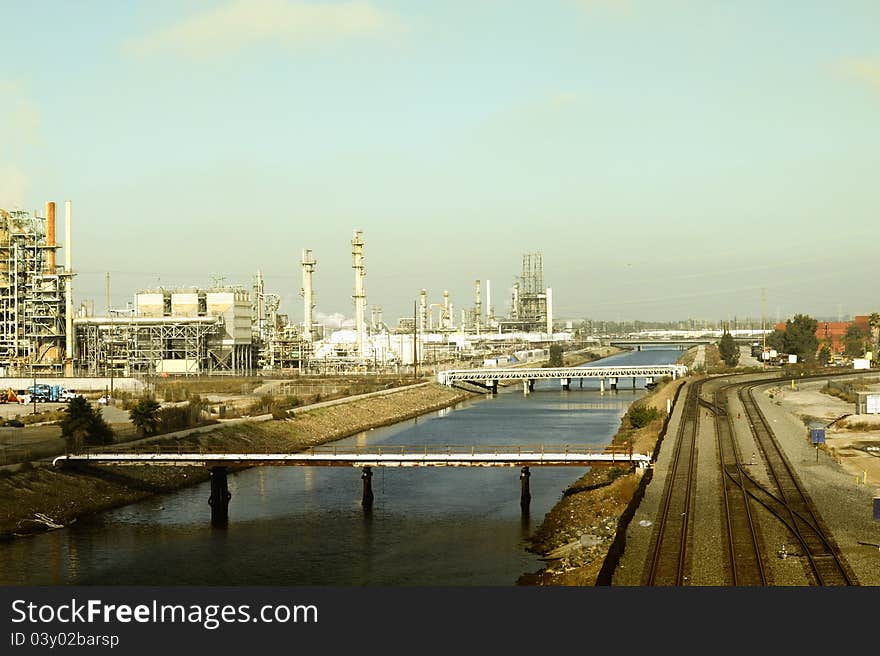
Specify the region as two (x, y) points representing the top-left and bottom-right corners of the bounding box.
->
(0, 349), (680, 585)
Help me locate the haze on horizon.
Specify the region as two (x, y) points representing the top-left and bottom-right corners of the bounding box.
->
(1, 1), (877, 326)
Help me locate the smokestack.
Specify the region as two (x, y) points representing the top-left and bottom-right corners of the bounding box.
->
(419, 289), (427, 333)
(474, 280), (482, 332)
(301, 249), (316, 341)
(352, 230), (366, 354)
(45, 201), (56, 274)
(486, 279), (493, 324)
(546, 287), (553, 336)
(64, 200), (73, 376)
(442, 290), (449, 330)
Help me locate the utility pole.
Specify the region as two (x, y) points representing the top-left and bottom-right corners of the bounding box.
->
(762, 288), (767, 370)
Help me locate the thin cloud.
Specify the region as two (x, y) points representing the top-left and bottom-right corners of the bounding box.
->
(124, 0), (404, 57)
(0, 165), (29, 209)
(0, 80), (39, 209)
(836, 58), (880, 93)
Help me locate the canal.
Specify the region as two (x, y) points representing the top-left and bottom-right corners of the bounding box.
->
(1, 348), (681, 585)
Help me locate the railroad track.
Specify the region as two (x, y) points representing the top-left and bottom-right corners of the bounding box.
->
(714, 385), (767, 585)
(738, 383), (856, 586)
(642, 369), (863, 586)
(644, 380), (702, 585)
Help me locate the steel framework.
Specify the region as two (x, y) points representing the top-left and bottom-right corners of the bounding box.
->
(0, 209), (66, 375)
(75, 317), (221, 376)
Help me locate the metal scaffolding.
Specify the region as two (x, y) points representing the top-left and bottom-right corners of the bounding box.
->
(0, 208), (67, 375)
(75, 317), (221, 377)
(501, 252), (549, 333)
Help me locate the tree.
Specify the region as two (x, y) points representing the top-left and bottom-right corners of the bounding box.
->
(628, 404), (660, 428)
(870, 312), (880, 363)
(718, 331), (740, 367)
(766, 329), (786, 352)
(129, 398), (161, 436)
(843, 325), (865, 357)
(818, 344), (832, 366)
(61, 397), (113, 450)
(548, 344), (564, 367)
(782, 314), (819, 362)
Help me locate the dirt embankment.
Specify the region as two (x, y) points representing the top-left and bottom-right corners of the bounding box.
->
(518, 377), (685, 585)
(0, 383), (472, 540)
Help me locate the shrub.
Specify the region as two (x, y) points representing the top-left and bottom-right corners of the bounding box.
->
(157, 399), (207, 433)
(129, 398), (161, 436)
(61, 397), (113, 449)
(628, 404), (660, 429)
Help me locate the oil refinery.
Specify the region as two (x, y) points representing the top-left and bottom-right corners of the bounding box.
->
(0, 203), (567, 378)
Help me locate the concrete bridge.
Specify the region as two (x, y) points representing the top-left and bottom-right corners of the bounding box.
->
(609, 338), (716, 349)
(437, 365), (687, 394)
(608, 336), (762, 349)
(53, 444), (649, 525)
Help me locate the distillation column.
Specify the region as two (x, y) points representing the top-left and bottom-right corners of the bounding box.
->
(419, 289), (428, 333)
(352, 230), (366, 355)
(301, 249), (316, 340)
(474, 280), (482, 333)
(254, 270), (265, 340)
(46, 201), (56, 274)
(486, 279), (494, 327)
(63, 201), (73, 377)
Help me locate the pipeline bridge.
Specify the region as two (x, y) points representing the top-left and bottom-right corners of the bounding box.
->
(53, 444), (650, 525)
(437, 365), (687, 394)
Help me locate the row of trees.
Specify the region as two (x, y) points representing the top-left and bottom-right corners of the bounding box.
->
(717, 312), (876, 368)
(841, 312), (880, 359)
(765, 314), (820, 362)
(761, 312), (880, 364)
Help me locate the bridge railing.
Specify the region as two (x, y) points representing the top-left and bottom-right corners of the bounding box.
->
(62, 443), (635, 458)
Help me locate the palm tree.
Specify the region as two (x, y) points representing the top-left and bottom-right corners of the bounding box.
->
(61, 397), (113, 449)
(870, 312), (880, 364)
(129, 398), (161, 436)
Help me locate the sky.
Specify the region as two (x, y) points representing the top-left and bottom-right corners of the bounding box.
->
(1, 0), (878, 325)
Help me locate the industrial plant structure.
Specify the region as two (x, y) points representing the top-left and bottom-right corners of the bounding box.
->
(74, 286), (255, 376)
(0, 201), (565, 377)
(0, 202), (73, 376)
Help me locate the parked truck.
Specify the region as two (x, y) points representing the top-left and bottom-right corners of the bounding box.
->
(22, 385), (81, 403)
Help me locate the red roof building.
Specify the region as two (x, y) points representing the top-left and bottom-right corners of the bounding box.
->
(773, 316), (875, 354)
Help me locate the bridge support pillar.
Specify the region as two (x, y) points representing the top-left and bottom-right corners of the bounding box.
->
(610, 377), (618, 391)
(362, 466), (374, 510)
(208, 467), (231, 527)
(632, 377), (636, 390)
(520, 466), (531, 511)
(561, 378), (570, 390)
(522, 380), (530, 396)
(491, 379), (498, 394)
(528, 379), (535, 391)
(600, 379), (605, 394)
(579, 378), (583, 388)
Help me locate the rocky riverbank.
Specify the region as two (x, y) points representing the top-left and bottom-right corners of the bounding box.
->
(518, 376), (686, 585)
(0, 382), (473, 540)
